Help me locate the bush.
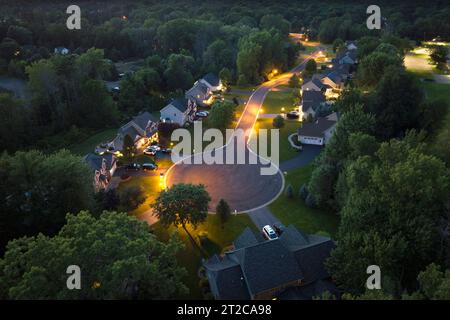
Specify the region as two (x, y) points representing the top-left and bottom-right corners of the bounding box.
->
(299, 184), (309, 200)
(273, 115), (285, 129)
(285, 184), (294, 199)
(305, 193), (317, 208)
(119, 185), (146, 211)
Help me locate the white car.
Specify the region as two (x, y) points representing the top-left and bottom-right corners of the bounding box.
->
(148, 145), (161, 152)
(262, 225), (278, 240)
(196, 111), (209, 118)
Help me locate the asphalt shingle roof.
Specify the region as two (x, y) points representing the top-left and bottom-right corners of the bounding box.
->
(202, 73), (220, 87)
(204, 256), (250, 300)
(203, 225), (335, 300)
(169, 98), (188, 112)
(228, 240), (304, 297)
(297, 117), (337, 138)
(301, 90), (326, 112)
(233, 227), (264, 249)
(132, 111), (157, 131)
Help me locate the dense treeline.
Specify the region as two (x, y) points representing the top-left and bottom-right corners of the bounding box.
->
(300, 33), (450, 298)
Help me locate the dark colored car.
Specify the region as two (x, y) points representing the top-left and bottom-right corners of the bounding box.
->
(273, 222), (286, 235)
(125, 163), (141, 171)
(142, 163), (158, 171)
(161, 148), (172, 154)
(286, 111), (299, 119)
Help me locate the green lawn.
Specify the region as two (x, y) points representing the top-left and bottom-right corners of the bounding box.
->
(68, 128), (118, 156)
(269, 164), (340, 237)
(151, 214), (255, 299)
(262, 89), (295, 114)
(117, 174), (162, 216)
(255, 117), (301, 162)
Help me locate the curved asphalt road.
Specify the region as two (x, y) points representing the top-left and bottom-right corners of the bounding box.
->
(166, 50), (321, 213)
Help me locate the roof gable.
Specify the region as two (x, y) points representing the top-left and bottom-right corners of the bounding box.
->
(228, 240), (303, 296)
(132, 111), (157, 131)
(202, 73), (220, 87)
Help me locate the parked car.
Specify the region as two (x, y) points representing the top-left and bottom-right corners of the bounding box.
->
(125, 163), (141, 171)
(195, 111), (209, 118)
(149, 145), (161, 152)
(142, 163), (158, 171)
(144, 147), (156, 156)
(161, 148), (172, 154)
(262, 225), (278, 240)
(286, 110), (299, 119)
(272, 223), (286, 235)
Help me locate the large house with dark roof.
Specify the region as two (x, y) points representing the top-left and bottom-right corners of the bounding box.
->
(107, 111), (159, 152)
(185, 81), (211, 107)
(297, 113), (338, 146)
(160, 97), (197, 126)
(203, 225), (338, 300)
(301, 90), (326, 119)
(301, 77), (328, 92)
(199, 73), (223, 92)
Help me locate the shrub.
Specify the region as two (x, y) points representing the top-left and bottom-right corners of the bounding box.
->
(305, 193), (317, 208)
(299, 184), (309, 200)
(119, 185), (146, 211)
(273, 115), (285, 129)
(285, 184), (294, 199)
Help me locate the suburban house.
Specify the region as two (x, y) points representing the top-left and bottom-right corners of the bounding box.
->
(107, 111), (159, 152)
(185, 81), (212, 107)
(199, 73), (223, 92)
(329, 63), (351, 80)
(160, 98), (197, 126)
(84, 153), (117, 191)
(297, 112), (339, 146)
(320, 71), (344, 91)
(301, 77), (328, 92)
(334, 50), (357, 65)
(203, 225), (338, 300)
(54, 47), (69, 55)
(301, 90), (326, 119)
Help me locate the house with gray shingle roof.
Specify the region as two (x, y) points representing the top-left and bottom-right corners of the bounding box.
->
(185, 81), (211, 107)
(297, 113), (338, 146)
(199, 73), (223, 92)
(108, 111), (159, 152)
(203, 225), (337, 300)
(301, 77), (328, 92)
(301, 90), (326, 119)
(160, 97), (197, 126)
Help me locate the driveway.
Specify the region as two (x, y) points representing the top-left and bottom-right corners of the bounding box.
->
(166, 50), (321, 213)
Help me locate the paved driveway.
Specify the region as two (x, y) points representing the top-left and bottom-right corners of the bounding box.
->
(166, 50), (320, 213)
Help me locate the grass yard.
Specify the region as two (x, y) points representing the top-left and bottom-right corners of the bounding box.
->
(151, 213), (256, 299)
(254, 117), (300, 162)
(68, 128), (117, 156)
(117, 174), (162, 216)
(269, 164), (340, 237)
(262, 89), (295, 114)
